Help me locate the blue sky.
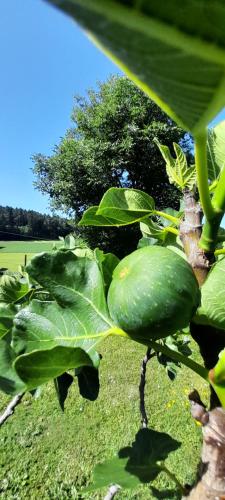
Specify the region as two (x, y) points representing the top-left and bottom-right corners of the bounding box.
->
(1, 1), (225, 216)
(0, 0), (116, 213)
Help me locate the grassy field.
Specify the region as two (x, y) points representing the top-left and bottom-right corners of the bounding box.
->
(0, 240), (209, 498)
(0, 337), (209, 499)
(0, 240), (61, 271)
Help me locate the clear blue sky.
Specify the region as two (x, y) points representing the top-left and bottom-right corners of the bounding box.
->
(1, 1), (225, 216)
(0, 0), (117, 214)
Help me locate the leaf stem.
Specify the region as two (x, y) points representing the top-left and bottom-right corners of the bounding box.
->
(200, 216), (223, 252)
(130, 336), (209, 381)
(165, 227), (179, 236)
(110, 331), (225, 406)
(194, 130), (215, 221)
(154, 210), (180, 225)
(212, 165), (225, 214)
(214, 248), (225, 256)
(195, 129), (224, 251)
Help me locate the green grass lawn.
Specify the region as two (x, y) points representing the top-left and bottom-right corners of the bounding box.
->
(0, 240), (208, 498)
(0, 337), (209, 499)
(0, 240), (61, 253)
(0, 240), (61, 272)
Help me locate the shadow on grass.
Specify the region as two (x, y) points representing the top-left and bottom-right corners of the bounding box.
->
(150, 486), (181, 499)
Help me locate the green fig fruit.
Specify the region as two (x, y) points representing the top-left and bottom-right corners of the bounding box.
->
(107, 246), (200, 340)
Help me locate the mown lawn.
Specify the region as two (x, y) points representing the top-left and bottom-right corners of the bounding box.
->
(0, 253), (35, 271)
(0, 336), (209, 499)
(0, 240), (60, 254)
(0, 240), (61, 272)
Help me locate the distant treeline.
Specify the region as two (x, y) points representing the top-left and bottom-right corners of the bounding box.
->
(0, 205), (73, 240)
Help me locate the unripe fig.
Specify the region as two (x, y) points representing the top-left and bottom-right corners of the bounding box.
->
(107, 246), (200, 340)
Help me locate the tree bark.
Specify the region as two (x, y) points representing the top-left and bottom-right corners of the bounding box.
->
(180, 190), (225, 499)
(183, 407), (225, 500)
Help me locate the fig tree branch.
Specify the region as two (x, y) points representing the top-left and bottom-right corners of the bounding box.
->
(0, 393), (24, 426)
(104, 485), (121, 500)
(139, 347), (155, 428)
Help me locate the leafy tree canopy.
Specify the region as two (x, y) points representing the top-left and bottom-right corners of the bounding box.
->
(0, 205), (72, 241)
(32, 76), (190, 255)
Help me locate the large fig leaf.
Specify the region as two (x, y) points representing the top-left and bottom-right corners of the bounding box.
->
(85, 428), (180, 491)
(10, 251), (119, 391)
(155, 140), (196, 191)
(0, 303), (17, 338)
(47, 0), (225, 133)
(0, 274), (31, 304)
(94, 249), (119, 291)
(79, 206), (121, 227)
(0, 335), (25, 395)
(96, 188), (155, 225)
(13, 251), (114, 356)
(13, 300), (102, 363)
(207, 120), (225, 182)
(194, 257), (225, 330)
(14, 346), (93, 391)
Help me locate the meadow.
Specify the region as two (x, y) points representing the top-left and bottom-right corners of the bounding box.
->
(0, 240), (61, 271)
(0, 337), (208, 499)
(0, 240), (208, 499)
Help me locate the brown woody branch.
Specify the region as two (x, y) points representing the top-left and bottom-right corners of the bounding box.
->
(139, 347), (154, 428)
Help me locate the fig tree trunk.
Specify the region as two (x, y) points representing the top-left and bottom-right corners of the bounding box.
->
(180, 190), (225, 499)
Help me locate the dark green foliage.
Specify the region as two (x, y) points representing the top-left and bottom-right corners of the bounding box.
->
(108, 246), (200, 339)
(0, 273), (31, 304)
(0, 336), (205, 499)
(0, 205), (72, 240)
(0, 303), (17, 338)
(47, 1), (225, 133)
(32, 76), (189, 254)
(0, 334), (25, 395)
(157, 334), (192, 381)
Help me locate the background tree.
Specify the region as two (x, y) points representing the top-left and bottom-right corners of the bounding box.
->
(0, 206), (72, 240)
(32, 76), (190, 256)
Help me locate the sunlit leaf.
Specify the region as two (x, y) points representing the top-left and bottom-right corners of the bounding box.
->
(0, 303), (17, 338)
(155, 140), (196, 191)
(96, 188), (155, 225)
(47, 0), (225, 133)
(13, 251), (114, 355)
(94, 249), (120, 291)
(0, 274), (31, 304)
(79, 206), (120, 227)
(194, 257), (225, 331)
(0, 335), (25, 395)
(10, 251), (119, 392)
(207, 120), (225, 181)
(14, 346), (93, 392)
